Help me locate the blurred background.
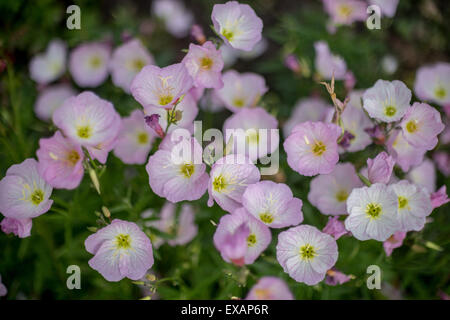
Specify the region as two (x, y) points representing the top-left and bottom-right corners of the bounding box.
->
(0, 0), (449, 299)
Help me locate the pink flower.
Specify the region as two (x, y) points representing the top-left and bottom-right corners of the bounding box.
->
(223, 107), (279, 161)
(0, 274), (7, 297)
(208, 154), (260, 213)
(407, 159), (436, 193)
(284, 121), (341, 176)
(245, 277), (294, 300)
(211, 1), (263, 52)
(109, 39), (155, 93)
(113, 110), (156, 165)
(322, 216), (349, 240)
(387, 130), (427, 172)
(34, 84), (76, 121)
(277, 225), (338, 285)
(52, 91), (121, 164)
(152, 0), (193, 38)
(325, 268), (352, 286)
(383, 231), (406, 257)
(323, 0), (367, 26)
(433, 152), (450, 176)
(242, 180), (303, 228)
(284, 54), (301, 74)
(146, 134), (208, 203)
(430, 186), (450, 209)
(308, 163), (363, 215)
(144, 93), (198, 134)
(130, 63), (193, 109)
(1, 217), (32, 238)
(366, 151), (395, 184)
(216, 70), (267, 112)
(400, 102), (445, 150)
(213, 208), (271, 266)
(182, 41), (224, 89)
(69, 42), (111, 87)
(85, 219), (154, 282)
(191, 24), (206, 44)
(36, 131), (84, 189)
(339, 105), (372, 152)
(145, 114), (165, 138)
(283, 97), (333, 138)
(369, 0), (399, 18)
(0, 159), (53, 220)
(414, 62), (450, 107)
(314, 41), (347, 80)
(29, 39), (66, 84)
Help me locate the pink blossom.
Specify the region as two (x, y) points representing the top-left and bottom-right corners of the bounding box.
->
(85, 219), (154, 282)
(407, 159), (436, 193)
(191, 24), (206, 44)
(29, 39), (66, 84)
(322, 0), (367, 26)
(245, 277), (294, 300)
(322, 216), (350, 240)
(430, 186), (450, 209)
(212, 1), (263, 52)
(242, 180), (303, 228)
(0, 159), (53, 220)
(284, 121), (341, 176)
(34, 84), (77, 121)
(325, 268), (352, 286)
(213, 208), (271, 266)
(52, 91), (121, 164)
(383, 231), (406, 257)
(152, 0), (193, 38)
(145, 114), (165, 138)
(182, 41), (224, 89)
(414, 62), (450, 107)
(130, 63), (193, 109)
(339, 104), (372, 152)
(36, 131), (84, 189)
(109, 39), (155, 93)
(369, 0), (399, 18)
(113, 110), (156, 165)
(1, 217), (32, 238)
(314, 41), (347, 80)
(400, 102), (444, 150)
(366, 151), (395, 184)
(284, 54), (301, 74)
(387, 129), (427, 172)
(69, 42), (111, 87)
(433, 152), (450, 176)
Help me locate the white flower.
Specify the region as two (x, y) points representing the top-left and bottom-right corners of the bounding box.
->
(29, 39), (66, 84)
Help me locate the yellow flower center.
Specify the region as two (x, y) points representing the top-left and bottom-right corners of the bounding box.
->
(336, 189), (349, 202)
(213, 175), (226, 192)
(246, 129), (259, 145)
(259, 213), (274, 224)
(233, 97), (245, 108)
(254, 288), (270, 299)
(406, 120), (418, 133)
(200, 56), (213, 70)
(398, 196), (408, 209)
(31, 189), (44, 206)
(299, 244), (316, 260)
(137, 132), (149, 144)
(384, 105), (397, 117)
(77, 125), (92, 139)
(338, 4), (353, 18)
(159, 94), (173, 106)
(222, 29), (234, 41)
(66, 150), (80, 166)
(115, 233), (131, 249)
(312, 141), (326, 156)
(132, 58), (146, 72)
(180, 163), (195, 178)
(366, 203), (382, 219)
(435, 86), (446, 99)
(90, 56), (102, 68)
(247, 233), (257, 247)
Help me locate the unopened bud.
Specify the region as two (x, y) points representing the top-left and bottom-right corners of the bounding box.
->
(101, 206), (111, 218)
(145, 114), (165, 138)
(88, 167), (101, 194)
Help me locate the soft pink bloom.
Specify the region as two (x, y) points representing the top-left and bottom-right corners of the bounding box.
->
(245, 277), (294, 300)
(322, 216), (349, 240)
(314, 41), (347, 80)
(189, 85), (205, 102)
(144, 202), (197, 248)
(85, 219), (154, 282)
(366, 151), (395, 184)
(414, 62), (450, 107)
(144, 93), (198, 134)
(387, 129), (427, 172)
(0, 274), (7, 297)
(308, 163), (363, 215)
(146, 134), (208, 203)
(242, 180), (303, 228)
(323, 0), (367, 26)
(363, 79), (412, 123)
(325, 268), (352, 286)
(208, 154), (260, 213)
(36, 131), (84, 189)
(238, 37), (268, 60)
(433, 152), (450, 176)
(400, 102), (444, 150)
(430, 186), (450, 209)
(407, 159), (436, 193)
(283, 97), (333, 137)
(29, 39), (66, 84)
(211, 1), (263, 52)
(339, 105), (372, 152)
(223, 107), (279, 161)
(52, 91), (121, 164)
(383, 231), (406, 257)
(344, 71), (356, 92)
(152, 0), (193, 38)
(0, 159), (53, 220)
(34, 84), (76, 121)
(213, 208), (271, 266)
(1, 217), (32, 238)
(200, 89), (225, 113)
(369, 0), (399, 18)
(131, 63), (193, 109)
(182, 41), (224, 89)
(191, 24), (206, 44)
(284, 121), (341, 176)
(69, 42), (111, 87)
(277, 225), (338, 285)
(109, 39), (155, 93)
(284, 54), (301, 74)
(440, 126), (450, 145)
(145, 114), (165, 138)
(113, 110), (156, 165)
(216, 70), (267, 112)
